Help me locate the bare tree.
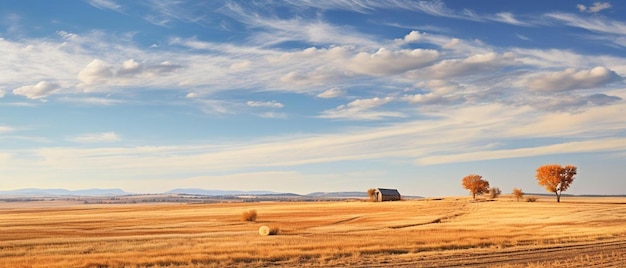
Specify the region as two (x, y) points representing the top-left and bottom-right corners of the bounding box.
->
(367, 188), (376, 202)
(462, 174), (490, 200)
(512, 188), (524, 202)
(536, 164), (577, 202)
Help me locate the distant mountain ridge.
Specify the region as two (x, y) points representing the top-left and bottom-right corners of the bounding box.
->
(0, 188), (129, 196)
(166, 188), (280, 196)
(0, 188), (372, 197)
(306, 191), (368, 197)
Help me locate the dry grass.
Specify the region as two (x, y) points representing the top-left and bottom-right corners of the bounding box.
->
(0, 196), (625, 267)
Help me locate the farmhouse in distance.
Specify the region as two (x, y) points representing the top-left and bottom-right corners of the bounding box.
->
(373, 188), (401, 202)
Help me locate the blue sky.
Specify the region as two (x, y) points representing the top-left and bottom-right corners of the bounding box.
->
(1, 0), (625, 196)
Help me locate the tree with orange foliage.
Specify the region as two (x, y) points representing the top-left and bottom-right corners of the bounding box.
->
(535, 164), (577, 202)
(462, 174), (489, 200)
(512, 188), (524, 202)
(367, 188), (376, 202)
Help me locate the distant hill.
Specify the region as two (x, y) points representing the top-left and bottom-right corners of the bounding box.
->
(306, 191), (368, 198)
(0, 188), (129, 196)
(166, 188), (280, 196)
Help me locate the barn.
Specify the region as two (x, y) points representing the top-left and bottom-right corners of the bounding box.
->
(374, 188), (401, 202)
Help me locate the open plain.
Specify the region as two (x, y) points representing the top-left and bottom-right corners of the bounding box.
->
(1, 195), (625, 267)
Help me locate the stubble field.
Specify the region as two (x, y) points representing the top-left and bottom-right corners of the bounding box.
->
(1, 195), (625, 267)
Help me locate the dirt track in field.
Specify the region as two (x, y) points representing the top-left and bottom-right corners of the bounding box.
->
(353, 238), (626, 268)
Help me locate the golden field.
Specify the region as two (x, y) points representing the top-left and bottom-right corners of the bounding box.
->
(1, 195), (625, 267)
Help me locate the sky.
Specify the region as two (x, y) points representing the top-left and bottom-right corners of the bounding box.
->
(1, 0), (625, 196)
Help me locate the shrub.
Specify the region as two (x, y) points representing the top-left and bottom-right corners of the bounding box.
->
(525, 196), (537, 202)
(241, 210), (257, 222)
(488, 187), (501, 199)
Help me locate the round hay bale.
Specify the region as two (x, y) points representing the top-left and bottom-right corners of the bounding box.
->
(259, 225), (270, 236)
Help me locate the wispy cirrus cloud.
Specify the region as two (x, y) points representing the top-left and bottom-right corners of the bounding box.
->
(317, 87), (346, 98)
(86, 0), (123, 12)
(319, 96), (404, 120)
(68, 132), (120, 143)
(545, 12), (626, 35)
(5, 99), (625, 184)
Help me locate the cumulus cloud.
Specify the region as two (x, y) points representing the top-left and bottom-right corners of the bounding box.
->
(77, 58), (184, 89)
(577, 2), (612, 13)
(247, 100), (284, 108)
(117, 59), (142, 77)
(348, 48), (439, 76)
(424, 52), (518, 79)
(526, 66), (621, 92)
(78, 59), (114, 87)
(13, 81), (61, 99)
(186, 92), (199, 98)
(69, 132), (120, 143)
(395, 30), (423, 44)
(0, 89), (5, 98)
(317, 87), (346, 98)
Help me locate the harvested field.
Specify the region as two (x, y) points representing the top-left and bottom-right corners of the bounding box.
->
(0, 196), (625, 267)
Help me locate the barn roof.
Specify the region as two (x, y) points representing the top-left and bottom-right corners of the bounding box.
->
(376, 188), (400, 195)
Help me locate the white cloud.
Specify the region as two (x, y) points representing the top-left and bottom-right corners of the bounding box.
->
(117, 59), (142, 77)
(319, 96), (404, 120)
(516, 34), (531, 41)
(77, 59), (114, 88)
(87, 0), (123, 12)
(417, 138), (626, 165)
(424, 52), (518, 79)
(185, 92), (199, 98)
(56, 30), (78, 40)
(13, 81), (61, 99)
(229, 61), (250, 71)
(402, 80), (461, 104)
(259, 112), (288, 119)
(60, 96), (127, 105)
(442, 38), (461, 49)
(345, 96), (394, 110)
(69, 132), (120, 143)
(317, 87), (346, 98)
(4, 99), (626, 185)
(348, 48), (439, 76)
(526, 66), (621, 92)
(0, 125), (15, 133)
(246, 100), (284, 108)
(577, 2), (612, 13)
(222, 3), (378, 47)
(395, 30), (423, 44)
(546, 12), (626, 35)
(493, 12), (528, 26)
(0, 89), (5, 98)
